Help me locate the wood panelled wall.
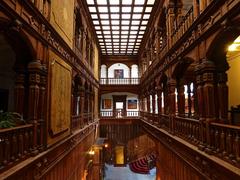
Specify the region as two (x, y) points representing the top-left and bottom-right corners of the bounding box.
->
(2, 124), (97, 180)
(156, 141), (202, 180)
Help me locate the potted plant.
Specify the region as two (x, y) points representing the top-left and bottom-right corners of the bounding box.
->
(0, 110), (25, 129)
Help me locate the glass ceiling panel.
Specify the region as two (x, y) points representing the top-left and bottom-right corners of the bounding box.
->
(87, 0), (156, 55)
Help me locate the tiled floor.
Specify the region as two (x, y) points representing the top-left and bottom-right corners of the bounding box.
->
(104, 164), (156, 180)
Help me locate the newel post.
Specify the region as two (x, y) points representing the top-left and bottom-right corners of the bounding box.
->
(28, 60), (41, 155)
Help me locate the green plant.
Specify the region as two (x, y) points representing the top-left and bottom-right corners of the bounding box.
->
(0, 110), (24, 129)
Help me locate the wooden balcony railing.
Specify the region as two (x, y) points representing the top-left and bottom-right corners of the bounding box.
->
(29, 0), (51, 20)
(100, 78), (139, 85)
(100, 111), (139, 119)
(140, 112), (240, 168)
(171, 6), (194, 46)
(0, 124), (34, 171)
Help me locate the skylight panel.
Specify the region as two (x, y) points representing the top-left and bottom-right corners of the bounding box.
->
(130, 31), (138, 34)
(131, 26), (139, 30)
(143, 14), (150, 19)
(122, 7), (132, 13)
(97, 0), (107, 5)
(122, 14), (131, 19)
(135, 0), (145, 5)
(100, 14), (109, 19)
(102, 20), (110, 25)
(112, 31), (119, 34)
(98, 7), (108, 13)
(104, 35), (111, 38)
(89, 7), (97, 12)
(132, 20), (140, 25)
(97, 35), (103, 38)
(145, 7), (152, 12)
(113, 39), (119, 42)
(95, 26), (101, 30)
(140, 26), (146, 30)
(111, 20), (119, 25)
(111, 14), (120, 19)
(121, 35), (128, 38)
(110, 7), (120, 13)
(87, 0), (94, 5)
(122, 26), (129, 30)
(121, 31), (129, 34)
(133, 7), (143, 13)
(96, 31), (102, 34)
(113, 35), (120, 38)
(93, 20), (99, 25)
(132, 14), (142, 19)
(112, 26), (120, 30)
(103, 31), (111, 34)
(110, 0), (120, 5)
(122, 20), (130, 25)
(102, 26), (110, 30)
(141, 20), (148, 25)
(147, 0), (155, 5)
(91, 14), (98, 19)
(122, 0), (132, 5)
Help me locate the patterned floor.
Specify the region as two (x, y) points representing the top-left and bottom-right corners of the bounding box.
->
(104, 164), (156, 180)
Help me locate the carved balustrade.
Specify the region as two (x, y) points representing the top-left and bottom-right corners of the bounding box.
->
(71, 115), (83, 131)
(175, 116), (201, 145)
(100, 78), (140, 85)
(100, 111), (139, 119)
(209, 122), (240, 167)
(171, 6), (194, 46)
(0, 124), (34, 171)
(29, 0), (51, 20)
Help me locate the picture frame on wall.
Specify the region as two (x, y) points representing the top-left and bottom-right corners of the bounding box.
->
(114, 69), (124, 79)
(128, 99), (137, 109)
(102, 99), (112, 109)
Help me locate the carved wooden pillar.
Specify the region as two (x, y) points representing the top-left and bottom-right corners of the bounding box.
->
(156, 87), (162, 115)
(156, 86), (162, 126)
(202, 61), (216, 153)
(38, 63), (47, 151)
(187, 83), (192, 118)
(28, 60), (41, 155)
(147, 93), (151, 113)
(80, 88), (85, 128)
(217, 72), (228, 123)
(166, 3), (175, 47)
(193, 0), (200, 19)
(177, 79), (185, 117)
(152, 91), (156, 114)
(14, 68), (25, 116)
(168, 78), (176, 133)
(195, 64), (205, 149)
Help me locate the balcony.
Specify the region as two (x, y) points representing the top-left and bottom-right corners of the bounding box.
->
(100, 110), (139, 119)
(100, 78), (140, 85)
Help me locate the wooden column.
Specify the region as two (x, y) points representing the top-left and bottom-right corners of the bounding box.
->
(28, 60), (41, 155)
(152, 91), (156, 114)
(217, 72), (228, 123)
(166, 3), (175, 47)
(202, 61), (216, 153)
(195, 64), (206, 150)
(14, 68), (25, 116)
(177, 79), (185, 117)
(38, 63), (47, 151)
(156, 87), (162, 127)
(168, 78), (176, 133)
(80, 88), (85, 128)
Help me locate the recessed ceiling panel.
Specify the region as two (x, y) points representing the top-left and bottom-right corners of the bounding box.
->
(86, 0), (155, 55)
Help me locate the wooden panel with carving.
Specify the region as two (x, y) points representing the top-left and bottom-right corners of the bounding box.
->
(48, 51), (72, 145)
